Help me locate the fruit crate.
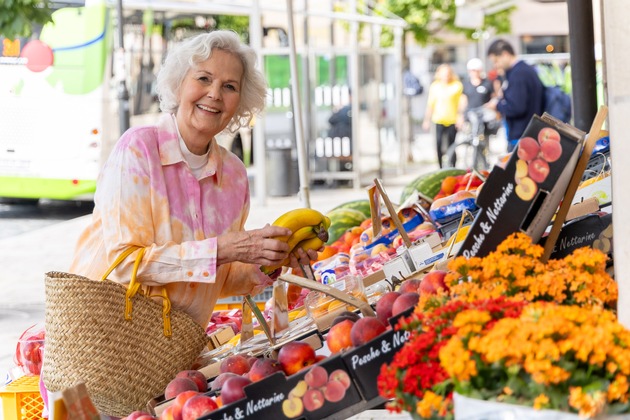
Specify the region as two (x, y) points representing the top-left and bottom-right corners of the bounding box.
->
(0, 375), (45, 420)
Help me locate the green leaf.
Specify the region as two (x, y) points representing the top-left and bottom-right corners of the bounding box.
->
(0, 0), (53, 40)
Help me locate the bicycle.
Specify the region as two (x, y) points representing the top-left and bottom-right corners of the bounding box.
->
(443, 107), (500, 171)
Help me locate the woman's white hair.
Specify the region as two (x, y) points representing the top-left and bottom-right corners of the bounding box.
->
(156, 30), (267, 132)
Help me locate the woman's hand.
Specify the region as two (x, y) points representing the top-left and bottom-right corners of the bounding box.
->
(287, 246), (321, 274)
(217, 224), (292, 267)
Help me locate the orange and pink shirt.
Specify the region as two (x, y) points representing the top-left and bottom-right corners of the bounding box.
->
(70, 113), (270, 327)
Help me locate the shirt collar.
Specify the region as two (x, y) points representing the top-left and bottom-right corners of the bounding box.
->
(157, 113), (223, 185)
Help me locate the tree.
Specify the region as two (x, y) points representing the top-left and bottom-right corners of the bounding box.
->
(378, 0), (514, 46)
(0, 0), (53, 40)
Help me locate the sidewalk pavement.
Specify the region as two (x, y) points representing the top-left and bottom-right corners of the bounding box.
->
(0, 161), (438, 382)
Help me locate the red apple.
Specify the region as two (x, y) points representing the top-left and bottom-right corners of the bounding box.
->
(375, 291), (401, 325)
(517, 136), (540, 162)
(528, 158), (550, 183)
(219, 354), (251, 375)
(350, 317), (387, 347)
(277, 341), (317, 376)
(220, 376), (252, 405)
(181, 394), (218, 420)
(248, 358), (283, 382)
(538, 127), (561, 144)
(164, 377), (198, 400)
(176, 370), (208, 392)
(391, 292), (420, 317)
(419, 270), (449, 295)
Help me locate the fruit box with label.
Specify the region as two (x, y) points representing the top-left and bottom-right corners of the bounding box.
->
(457, 114), (585, 258)
(199, 354), (364, 420)
(539, 212), (613, 259)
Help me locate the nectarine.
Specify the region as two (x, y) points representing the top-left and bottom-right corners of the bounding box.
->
(517, 136), (540, 162)
(419, 270), (449, 295)
(375, 291), (401, 326)
(164, 377), (198, 400)
(248, 358), (283, 382)
(326, 319), (354, 354)
(304, 365), (328, 389)
(181, 394), (218, 420)
(278, 341), (317, 376)
(220, 354), (250, 375)
(391, 292), (420, 317)
(176, 369), (208, 392)
(220, 376), (252, 405)
(350, 317), (387, 347)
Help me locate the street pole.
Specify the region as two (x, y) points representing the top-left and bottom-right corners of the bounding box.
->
(116, 0), (130, 135)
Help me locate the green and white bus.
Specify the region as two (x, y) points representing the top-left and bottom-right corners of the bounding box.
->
(0, 0), (262, 201)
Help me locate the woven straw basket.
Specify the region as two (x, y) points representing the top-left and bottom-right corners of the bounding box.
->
(42, 248), (209, 417)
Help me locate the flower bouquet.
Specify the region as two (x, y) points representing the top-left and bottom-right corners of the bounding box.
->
(443, 302), (630, 419)
(377, 233), (620, 419)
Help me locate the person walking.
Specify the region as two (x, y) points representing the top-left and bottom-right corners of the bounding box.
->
(422, 64), (463, 167)
(485, 39), (545, 152)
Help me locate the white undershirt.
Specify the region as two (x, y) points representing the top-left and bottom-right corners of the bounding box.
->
(173, 115), (210, 179)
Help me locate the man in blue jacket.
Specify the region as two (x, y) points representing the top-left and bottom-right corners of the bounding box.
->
(486, 39), (545, 152)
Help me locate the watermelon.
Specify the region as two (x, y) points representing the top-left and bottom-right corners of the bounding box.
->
(400, 168), (467, 203)
(330, 199), (371, 219)
(325, 208), (368, 244)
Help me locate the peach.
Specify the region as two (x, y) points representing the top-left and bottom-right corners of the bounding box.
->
(210, 372), (239, 391)
(282, 397), (304, 418)
(160, 405), (177, 420)
(164, 377), (198, 400)
(452, 190), (475, 202)
(515, 159), (529, 180)
(176, 369), (208, 392)
(173, 390), (199, 420)
(278, 341), (317, 376)
(515, 176), (538, 201)
(181, 395), (218, 420)
(304, 365), (328, 389)
(288, 380), (308, 398)
(350, 317), (387, 347)
(391, 292), (420, 317)
(398, 279), (421, 294)
(329, 369), (351, 390)
(540, 139), (562, 162)
(420, 270), (449, 295)
(248, 358), (283, 382)
(517, 136), (540, 162)
(134, 416), (154, 420)
(538, 127), (560, 144)
(303, 388), (325, 412)
(528, 158), (550, 183)
(375, 291), (401, 326)
(220, 354), (251, 375)
(220, 376), (252, 405)
(323, 379), (346, 402)
(326, 319), (354, 354)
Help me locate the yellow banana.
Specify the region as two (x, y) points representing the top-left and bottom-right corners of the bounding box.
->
(260, 224), (329, 275)
(271, 208), (328, 241)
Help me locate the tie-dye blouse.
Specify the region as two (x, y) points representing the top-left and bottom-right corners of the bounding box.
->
(70, 113), (270, 327)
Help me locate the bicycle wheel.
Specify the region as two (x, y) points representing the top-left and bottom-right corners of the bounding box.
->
(444, 137), (488, 171)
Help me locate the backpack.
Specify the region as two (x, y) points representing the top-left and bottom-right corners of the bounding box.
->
(403, 70), (423, 96)
(543, 85), (572, 123)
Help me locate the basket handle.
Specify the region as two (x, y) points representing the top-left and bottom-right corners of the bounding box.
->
(100, 246), (173, 337)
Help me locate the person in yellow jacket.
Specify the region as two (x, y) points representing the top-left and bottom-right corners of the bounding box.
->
(422, 64), (463, 167)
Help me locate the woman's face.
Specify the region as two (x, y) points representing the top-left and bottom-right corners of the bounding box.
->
(176, 49), (243, 154)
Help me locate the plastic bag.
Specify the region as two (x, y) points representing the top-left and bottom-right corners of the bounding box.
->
(15, 323), (45, 376)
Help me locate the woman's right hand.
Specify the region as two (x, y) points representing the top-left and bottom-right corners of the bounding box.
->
(216, 224), (293, 267)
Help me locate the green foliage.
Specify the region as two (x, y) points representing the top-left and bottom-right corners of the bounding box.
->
(380, 0), (514, 46)
(0, 0), (53, 40)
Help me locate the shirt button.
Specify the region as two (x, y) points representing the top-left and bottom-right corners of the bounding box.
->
(202, 271), (209, 277)
(187, 271), (193, 277)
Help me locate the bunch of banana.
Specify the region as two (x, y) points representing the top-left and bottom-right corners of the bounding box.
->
(261, 208), (331, 275)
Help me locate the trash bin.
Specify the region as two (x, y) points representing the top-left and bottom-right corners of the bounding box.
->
(266, 138), (299, 197)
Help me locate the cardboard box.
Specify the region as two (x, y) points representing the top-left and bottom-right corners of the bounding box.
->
(457, 115), (584, 258)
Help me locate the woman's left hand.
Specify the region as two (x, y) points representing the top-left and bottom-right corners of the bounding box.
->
(287, 246), (320, 272)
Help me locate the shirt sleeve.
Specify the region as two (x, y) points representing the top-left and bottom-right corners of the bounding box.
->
(497, 72), (530, 119)
(96, 130), (219, 286)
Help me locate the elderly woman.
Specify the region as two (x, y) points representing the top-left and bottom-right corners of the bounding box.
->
(70, 30), (310, 328)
